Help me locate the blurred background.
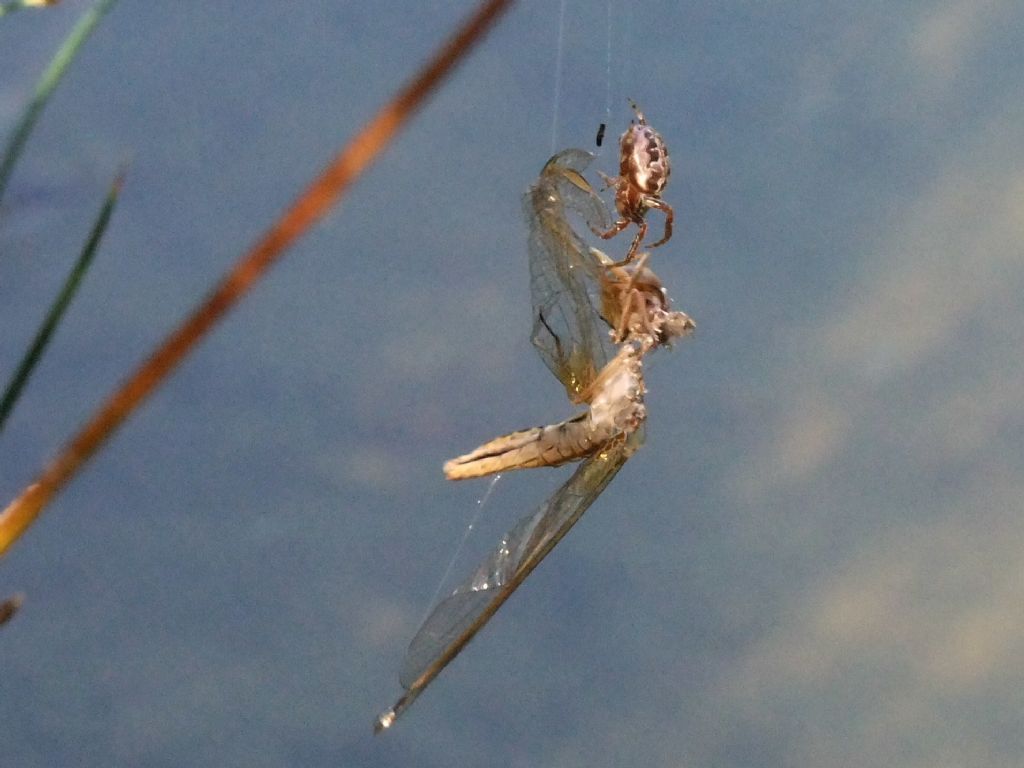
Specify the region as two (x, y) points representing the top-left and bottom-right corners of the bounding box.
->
(2, 1), (1023, 765)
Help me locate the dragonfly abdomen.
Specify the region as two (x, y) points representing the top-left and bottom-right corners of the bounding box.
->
(443, 413), (617, 480)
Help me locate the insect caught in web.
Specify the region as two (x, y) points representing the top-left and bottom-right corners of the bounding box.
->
(597, 100), (674, 264)
(374, 149), (693, 733)
(593, 250), (694, 347)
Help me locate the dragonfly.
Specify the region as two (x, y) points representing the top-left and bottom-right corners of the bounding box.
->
(443, 150), (692, 482)
(374, 149), (690, 733)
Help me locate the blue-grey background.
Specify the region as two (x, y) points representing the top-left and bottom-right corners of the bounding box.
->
(3, 1), (1023, 765)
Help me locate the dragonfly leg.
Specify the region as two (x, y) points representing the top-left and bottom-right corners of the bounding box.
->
(623, 252), (650, 292)
(614, 288), (646, 343)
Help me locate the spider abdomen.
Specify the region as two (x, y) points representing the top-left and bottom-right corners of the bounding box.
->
(620, 122), (670, 197)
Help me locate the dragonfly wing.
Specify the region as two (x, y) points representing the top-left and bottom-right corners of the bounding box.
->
(524, 149), (615, 402)
(393, 435), (638, 709)
(376, 151), (644, 734)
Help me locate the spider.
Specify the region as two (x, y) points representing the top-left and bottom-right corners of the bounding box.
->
(597, 100), (674, 265)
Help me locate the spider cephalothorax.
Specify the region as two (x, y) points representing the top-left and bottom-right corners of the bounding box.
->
(598, 101), (674, 264)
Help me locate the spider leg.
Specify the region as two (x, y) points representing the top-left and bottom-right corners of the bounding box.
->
(609, 220), (646, 266)
(596, 171), (619, 191)
(645, 198), (674, 249)
(628, 98), (646, 125)
(597, 218), (631, 240)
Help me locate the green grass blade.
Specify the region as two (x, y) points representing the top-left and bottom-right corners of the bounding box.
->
(0, 0), (118, 204)
(0, 0), (60, 17)
(0, 168), (125, 432)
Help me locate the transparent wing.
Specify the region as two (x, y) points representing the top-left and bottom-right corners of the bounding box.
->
(400, 443), (631, 688)
(524, 149), (615, 402)
(375, 150), (636, 734)
(375, 435), (640, 731)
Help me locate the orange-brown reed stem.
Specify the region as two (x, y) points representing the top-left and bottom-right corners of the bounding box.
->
(0, 0), (516, 555)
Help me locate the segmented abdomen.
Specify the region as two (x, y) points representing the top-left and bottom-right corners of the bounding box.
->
(443, 413), (616, 480)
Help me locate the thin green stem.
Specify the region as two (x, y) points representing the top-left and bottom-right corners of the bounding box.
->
(0, 168), (125, 431)
(0, 0), (118, 203)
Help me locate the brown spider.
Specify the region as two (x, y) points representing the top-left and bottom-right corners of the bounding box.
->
(597, 100), (674, 265)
